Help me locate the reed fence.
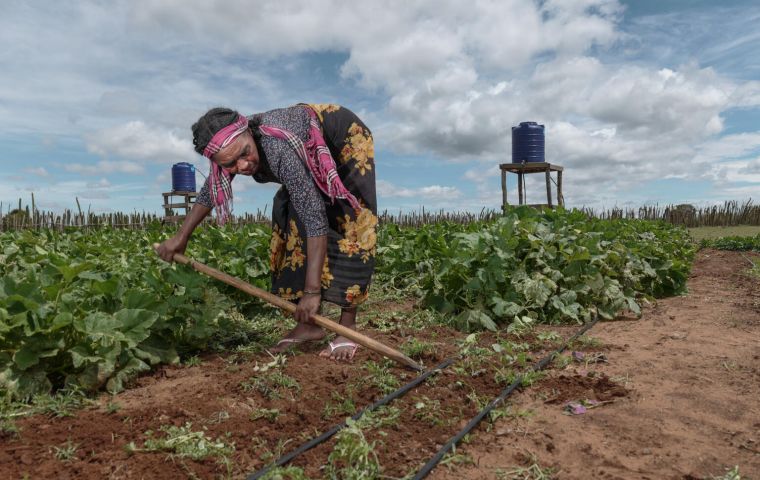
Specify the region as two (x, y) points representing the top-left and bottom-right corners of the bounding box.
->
(1, 197), (757, 232)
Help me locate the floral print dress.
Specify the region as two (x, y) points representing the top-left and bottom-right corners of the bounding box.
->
(268, 104), (377, 308)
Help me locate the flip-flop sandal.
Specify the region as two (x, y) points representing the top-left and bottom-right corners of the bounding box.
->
(272, 338), (306, 352)
(323, 341), (359, 361)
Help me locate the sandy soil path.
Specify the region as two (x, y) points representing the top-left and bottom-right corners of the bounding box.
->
(438, 249), (760, 480)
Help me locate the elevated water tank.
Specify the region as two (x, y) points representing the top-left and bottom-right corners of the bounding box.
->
(512, 122), (545, 163)
(172, 162), (196, 192)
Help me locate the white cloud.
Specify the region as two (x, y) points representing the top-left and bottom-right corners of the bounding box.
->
(84, 121), (193, 164)
(24, 167), (50, 177)
(86, 178), (112, 188)
(740, 158), (760, 175)
(1, 1), (760, 213)
(63, 161), (145, 175)
(377, 180), (462, 200)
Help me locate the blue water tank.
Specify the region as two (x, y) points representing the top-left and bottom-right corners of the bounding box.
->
(172, 162), (196, 192)
(512, 122), (545, 163)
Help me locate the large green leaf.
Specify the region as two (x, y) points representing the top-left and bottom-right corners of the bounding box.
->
(0, 366), (52, 400)
(113, 309), (159, 347)
(13, 336), (65, 370)
(73, 312), (127, 345)
(106, 355), (150, 393)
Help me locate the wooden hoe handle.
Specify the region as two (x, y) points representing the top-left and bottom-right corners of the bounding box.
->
(153, 244), (423, 371)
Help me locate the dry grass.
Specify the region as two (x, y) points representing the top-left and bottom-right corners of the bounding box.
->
(688, 226), (760, 241)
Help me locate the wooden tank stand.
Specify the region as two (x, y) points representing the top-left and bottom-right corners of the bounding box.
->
(499, 162), (564, 208)
(162, 191), (197, 222)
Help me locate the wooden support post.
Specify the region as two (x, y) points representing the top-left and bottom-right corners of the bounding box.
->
(501, 169), (507, 209)
(545, 167), (552, 208)
(517, 173), (524, 205)
(163, 193), (170, 217)
(557, 170), (564, 207)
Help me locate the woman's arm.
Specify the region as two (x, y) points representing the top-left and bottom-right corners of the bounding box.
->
(156, 202), (211, 262)
(304, 234), (327, 292)
(294, 234), (327, 323)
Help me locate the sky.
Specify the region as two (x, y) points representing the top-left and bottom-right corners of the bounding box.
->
(1, 0), (759, 217)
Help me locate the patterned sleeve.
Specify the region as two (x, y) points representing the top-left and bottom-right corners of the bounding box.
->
(196, 176), (213, 209)
(271, 143), (328, 237)
(195, 172), (235, 210)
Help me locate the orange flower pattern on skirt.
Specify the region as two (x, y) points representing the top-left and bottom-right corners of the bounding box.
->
(345, 284), (369, 305)
(338, 208), (378, 263)
(340, 122), (374, 176)
(277, 287), (303, 301)
(285, 219), (305, 271)
(321, 256), (334, 289)
(270, 223), (286, 273)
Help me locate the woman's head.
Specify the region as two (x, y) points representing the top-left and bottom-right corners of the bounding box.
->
(192, 107), (260, 176)
(192, 107), (261, 225)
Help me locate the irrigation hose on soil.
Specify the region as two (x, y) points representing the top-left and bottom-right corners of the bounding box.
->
(246, 358), (455, 480)
(152, 244), (423, 371)
(411, 312), (601, 479)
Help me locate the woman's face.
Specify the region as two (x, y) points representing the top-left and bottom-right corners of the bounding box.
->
(213, 129), (260, 176)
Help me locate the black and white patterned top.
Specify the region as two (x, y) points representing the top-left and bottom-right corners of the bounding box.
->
(196, 105), (328, 237)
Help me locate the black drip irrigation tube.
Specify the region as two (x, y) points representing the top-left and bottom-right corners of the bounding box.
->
(411, 312), (601, 480)
(246, 357), (455, 480)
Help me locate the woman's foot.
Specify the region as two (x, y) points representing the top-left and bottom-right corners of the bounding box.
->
(319, 335), (359, 361)
(319, 307), (359, 362)
(270, 322), (326, 353)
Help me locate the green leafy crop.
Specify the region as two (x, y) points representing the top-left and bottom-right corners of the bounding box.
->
(1, 207), (695, 399)
(0, 224), (271, 400)
(376, 206), (695, 331)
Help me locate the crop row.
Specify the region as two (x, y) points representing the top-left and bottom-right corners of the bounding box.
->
(1, 207), (694, 399)
(377, 206), (694, 331)
(700, 234), (760, 251)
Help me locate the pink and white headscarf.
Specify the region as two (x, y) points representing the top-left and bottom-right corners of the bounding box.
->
(259, 108), (361, 212)
(203, 114), (249, 224)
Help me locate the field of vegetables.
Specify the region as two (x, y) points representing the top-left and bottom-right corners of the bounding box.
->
(0, 207), (694, 400)
(4, 206), (759, 479)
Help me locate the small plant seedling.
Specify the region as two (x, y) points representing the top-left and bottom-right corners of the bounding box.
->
(710, 465), (742, 480)
(251, 353), (288, 373)
(357, 405), (402, 430)
(441, 445), (474, 470)
(495, 451), (555, 479)
(536, 331), (562, 343)
(412, 397), (445, 427)
(552, 354), (572, 368)
(183, 355), (202, 367)
(19, 386), (95, 419)
(241, 371), (300, 400)
(364, 311), (401, 333)
(105, 399), (122, 414)
(209, 411), (230, 424)
(402, 338), (436, 359)
(356, 361), (400, 394)
(253, 437), (294, 463)
(325, 418), (380, 479)
(572, 335), (602, 349)
(52, 439), (79, 462)
(250, 407), (280, 423)
(0, 418), (19, 437)
(259, 465), (309, 480)
(489, 405), (534, 423)
(133, 422), (235, 462)
(322, 392), (357, 419)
